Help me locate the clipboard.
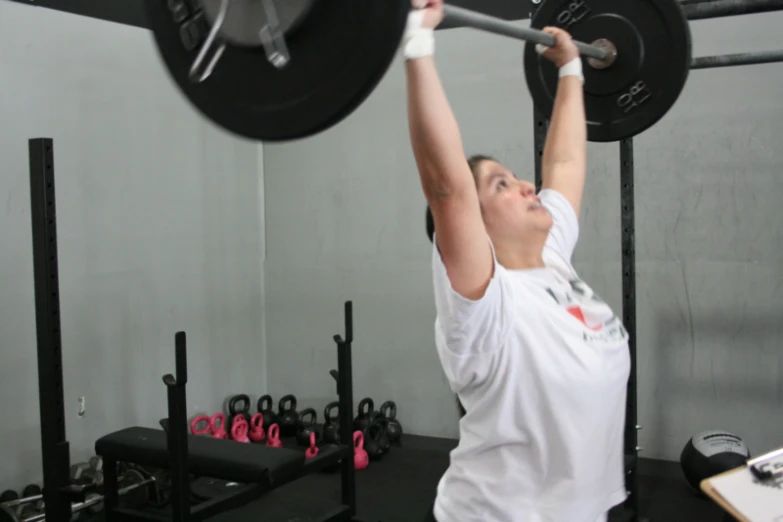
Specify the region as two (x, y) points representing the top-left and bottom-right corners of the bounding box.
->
(701, 446), (783, 522)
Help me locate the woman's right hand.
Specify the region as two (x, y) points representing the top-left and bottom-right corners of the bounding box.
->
(412, 0), (444, 29)
(538, 27), (580, 68)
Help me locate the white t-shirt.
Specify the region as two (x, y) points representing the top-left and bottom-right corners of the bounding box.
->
(431, 189), (631, 522)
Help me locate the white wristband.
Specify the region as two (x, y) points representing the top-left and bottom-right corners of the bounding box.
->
(534, 45), (584, 84)
(559, 57), (584, 83)
(403, 11), (435, 60)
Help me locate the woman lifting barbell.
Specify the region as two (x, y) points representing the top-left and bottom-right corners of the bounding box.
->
(404, 1), (632, 521)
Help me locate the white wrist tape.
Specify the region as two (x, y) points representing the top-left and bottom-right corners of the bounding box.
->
(558, 57), (584, 83)
(403, 10), (434, 60)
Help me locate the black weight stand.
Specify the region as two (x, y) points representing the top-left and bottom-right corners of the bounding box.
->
(332, 301), (358, 517)
(154, 300), (365, 522)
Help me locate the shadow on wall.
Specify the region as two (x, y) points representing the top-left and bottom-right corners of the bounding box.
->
(647, 310), (783, 459)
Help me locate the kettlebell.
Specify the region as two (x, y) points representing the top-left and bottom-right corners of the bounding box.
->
(231, 418), (250, 443)
(380, 400), (403, 444)
(376, 418), (392, 454)
(353, 398), (374, 432)
(353, 431), (369, 470)
(296, 408), (320, 447)
(363, 418), (389, 461)
(228, 394), (251, 432)
(305, 432), (320, 459)
(322, 402), (340, 444)
(257, 395), (278, 429)
(277, 394), (299, 437)
(248, 413), (265, 442)
(210, 412), (228, 439)
(190, 415), (211, 436)
(266, 424), (282, 448)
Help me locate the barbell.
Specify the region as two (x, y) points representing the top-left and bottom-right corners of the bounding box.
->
(147, 0), (692, 143)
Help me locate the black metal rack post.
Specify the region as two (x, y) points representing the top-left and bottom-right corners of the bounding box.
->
(533, 108), (548, 191)
(334, 301), (357, 516)
(163, 331), (192, 522)
(28, 138), (74, 522)
(620, 138), (641, 520)
(530, 0), (547, 192)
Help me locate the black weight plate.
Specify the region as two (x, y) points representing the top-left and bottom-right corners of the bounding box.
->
(145, 0), (410, 142)
(524, 0), (691, 142)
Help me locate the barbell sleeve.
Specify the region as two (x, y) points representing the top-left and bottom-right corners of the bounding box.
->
(441, 5), (610, 62)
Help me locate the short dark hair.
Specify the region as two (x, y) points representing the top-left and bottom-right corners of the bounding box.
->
(425, 154), (496, 243)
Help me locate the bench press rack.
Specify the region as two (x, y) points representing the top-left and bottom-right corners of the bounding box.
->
(94, 301), (362, 522)
(28, 137), (368, 522)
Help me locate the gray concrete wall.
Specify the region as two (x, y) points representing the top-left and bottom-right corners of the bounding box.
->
(263, 12), (783, 461)
(0, 3), (266, 486)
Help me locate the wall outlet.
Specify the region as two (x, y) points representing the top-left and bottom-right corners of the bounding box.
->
(78, 396), (86, 417)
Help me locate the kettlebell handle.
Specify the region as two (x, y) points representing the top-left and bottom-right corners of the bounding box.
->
(278, 394), (298, 414)
(357, 398), (374, 416)
(298, 408), (317, 429)
(353, 430), (364, 449)
(257, 394), (273, 412)
(380, 401), (397, 420)
(229, 394), (251, 415)
(324, 402), (339, 424)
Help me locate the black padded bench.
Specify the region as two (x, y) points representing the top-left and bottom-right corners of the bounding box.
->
(93, 317), (362, 522)
(95, 426), (304, 485)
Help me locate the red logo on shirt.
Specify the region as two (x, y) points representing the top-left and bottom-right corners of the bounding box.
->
(566, 306), (602, 331)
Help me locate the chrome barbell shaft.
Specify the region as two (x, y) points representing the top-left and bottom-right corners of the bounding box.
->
(442, 4), (610, 62)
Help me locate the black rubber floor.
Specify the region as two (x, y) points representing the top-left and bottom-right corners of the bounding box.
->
(205, 435), (729, 522)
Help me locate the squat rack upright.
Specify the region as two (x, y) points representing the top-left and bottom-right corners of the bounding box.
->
(530, 0), (783, 521)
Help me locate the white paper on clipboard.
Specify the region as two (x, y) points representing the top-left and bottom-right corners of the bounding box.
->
(707, 447), (783, 522)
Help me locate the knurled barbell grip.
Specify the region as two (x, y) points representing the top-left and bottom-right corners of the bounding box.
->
(441, 4), (611, 62)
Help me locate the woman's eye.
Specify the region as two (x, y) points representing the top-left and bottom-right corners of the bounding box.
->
(498, 180), (508, 189)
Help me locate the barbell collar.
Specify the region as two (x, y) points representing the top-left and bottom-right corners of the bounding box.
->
(442, 4), (612, 62)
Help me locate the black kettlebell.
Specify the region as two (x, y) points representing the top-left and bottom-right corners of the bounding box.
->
(228, 394), (251, 432)
(363, 418), (390, 461)
(257, 395), (277, 429)
(277, 395), (299, 437)
(296, 408), (319, 446)
(353, 398), (374, 432)
(380, 401), (403, 444)
(322, 402), (340, 445)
